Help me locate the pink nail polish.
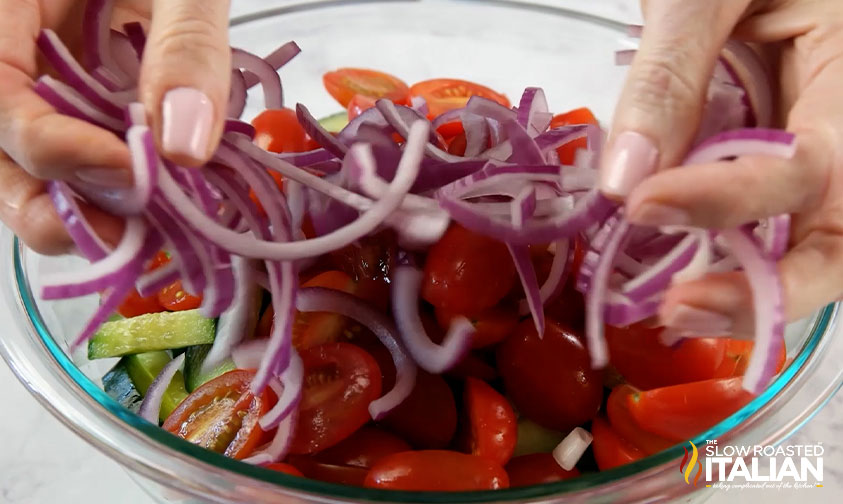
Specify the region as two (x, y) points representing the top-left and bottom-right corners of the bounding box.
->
(630, 202), (691, 226)
(75, 167), (134, 188)
(663, 305), (732, 335)
(599, 131), (659, 198)
(161, 87), (214, 162)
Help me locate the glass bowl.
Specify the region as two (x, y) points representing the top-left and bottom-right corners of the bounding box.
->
(2, 1), (843, 503)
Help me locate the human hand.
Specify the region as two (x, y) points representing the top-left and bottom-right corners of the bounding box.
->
(599, 0), (843, 336)
(0, 0), (231, 254)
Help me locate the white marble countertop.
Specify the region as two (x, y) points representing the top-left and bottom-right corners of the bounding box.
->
(0, 1), (841, 503)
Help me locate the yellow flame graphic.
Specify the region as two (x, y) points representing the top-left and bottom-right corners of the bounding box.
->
(684, 441), (699, 484)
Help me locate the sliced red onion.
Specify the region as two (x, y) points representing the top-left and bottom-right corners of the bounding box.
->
(511, 185), (537, 229)
(410, 95), (429, 116)
(297, 287), (418, 420)
(504, 120), (545, 165)
(123, 22), (146, 58)
(296, 104), (348, 158)
(243, 41), (301, 88)
(41, 218), (150, 299)
(508, 245), (545, 336)
(145, 200), (208, 296)
(242, 411), (296, 465)
(259, 351), (304, 430)
(615, 49), (636, 66)
(465, 95), (517, 124)
(516, 87), (551, 136)
(721, 41), (773, 127)
(33, 76), (125, 132)
(37, 30), (125, 118)
(108, 31), (140, 82)
(228, 70), (247, 119)
(391, 266), (474, 374)
(462, 113), (490, 158)
(136, 262), (179, 297)
(47, 182), (110, 261)
(375, 99), (463, 163)
(720, 228), (785, 394)
(585, 218), (629, 367)
(520, 239), (571, 315)
(759, 215), (790, 260)
(232, 48), (283, 109)
(138, 353), (186, 423)
(603, 291), (660, 326)
(202, 256), (262, 374)
(534, 125), (590, 152)
(82, 0), (129, 90)
(684, 129), (796, 166)
(620, 233), (699, 302)
(553, 427), (592, 471)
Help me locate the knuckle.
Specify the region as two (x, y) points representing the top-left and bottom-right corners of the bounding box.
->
(627, 49), (704, 116)
(149, 15), (227, 70)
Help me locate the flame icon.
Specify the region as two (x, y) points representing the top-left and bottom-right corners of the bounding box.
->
(679, 441), (703, 486)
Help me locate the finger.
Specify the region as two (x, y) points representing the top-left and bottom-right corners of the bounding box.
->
(599, 0), (753, 198)
(140, 0), (231, 166)
(624, 130), (830, 228)
(0, 151), (123, 255)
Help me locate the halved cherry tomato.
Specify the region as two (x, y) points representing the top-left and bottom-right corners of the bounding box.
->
(162, 370), (271, 460)
(459, 378), (517, 466)
(606, 385), (675, 455)
(315, 427), (411, 469)
(446, 132), (468, 156)
(248, 170), (285, 217)
(447, 352), (498, 382)
(116, 251), (170, 317)
(549, 107), (599, 165)
(251, 108), (311, 153)
(293, 271), (359, 349)
(347, 94), (377, 121)
(117, 288), (166, 318)
(606, 324), (727, 390)
(497, 319), (603, 432)
(157, 279), (202, 311)
(712, 339), (787, 378)
(323, 68), (410, 108)
(289, 343), (382, 454)
(505, 453), (580, 487)
(434, 304), (519, 349)
(409, 78), (510, 118)
(591, 416), (645, 471)
(286, 456), (369, 486)
(379, 370), (458, 449)
(329, 231), (397, 312)
(422, 224), (517, 313)
(626, 377), (753, 441)
(255, 305), (274, 340)
(265, 463), (304, 477)
(364, 450), (509, 491)
(436, 120), (465, 140)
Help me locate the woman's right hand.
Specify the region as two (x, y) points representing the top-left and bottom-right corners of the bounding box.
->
(0, 0), (231, 254)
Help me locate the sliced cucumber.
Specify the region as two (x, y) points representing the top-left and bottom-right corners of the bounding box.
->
(318, 111), (349, 133)
(183, 344), (236, 392)
(88, 309), (215, 359)
(102, 361), (143, 413)
(124, 351), (189, 421)
(512, 418), (567, 457)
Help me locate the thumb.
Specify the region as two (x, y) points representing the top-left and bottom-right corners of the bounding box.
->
(140, 0), (231, 166)
(599, 0), (752, 199)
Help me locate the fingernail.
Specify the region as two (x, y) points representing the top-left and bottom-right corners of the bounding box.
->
(662, 305), (732, 334)
(629, 202), (691, 226)
(162, 87), (214, 161)
(599, 131), (659, 198)
(75, 167), (133, 188)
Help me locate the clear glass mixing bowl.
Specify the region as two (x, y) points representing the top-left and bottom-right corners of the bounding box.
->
(2, 1), (843, 503)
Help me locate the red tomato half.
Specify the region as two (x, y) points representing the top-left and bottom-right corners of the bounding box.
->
(606, 324), (727, 390)
(289, 343), (382, 454)
(347, 94), (378, 122)
(323, 68), (410, 108)
(460, 378), (517, 466)
(379, 370), (458, 449)
(157, 279), (202, 311)
(435, 304), (519, 349)
(505, 453), (580, 487)
(606, 385), (675, 455)
(409, 78), (510, 118)
(364, 450), (509, 491)
(549, 107), (599, 165)
(712, 339), (787, 378)
(591, 416), (645, 471)
(497, 319), (603, 432)
(293, 271), (359, 350)
(162, 370), (271, 460)
(422, 224), (517, 313)
(626, 377), (753, 441)
(286, 456), (369, 486)
(117, 288), (165, 318)
(315, 427), (411, 469)
(251, 108), (311, 154)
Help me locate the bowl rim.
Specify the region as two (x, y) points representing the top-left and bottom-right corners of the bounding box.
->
(2, 1), (841, 501)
